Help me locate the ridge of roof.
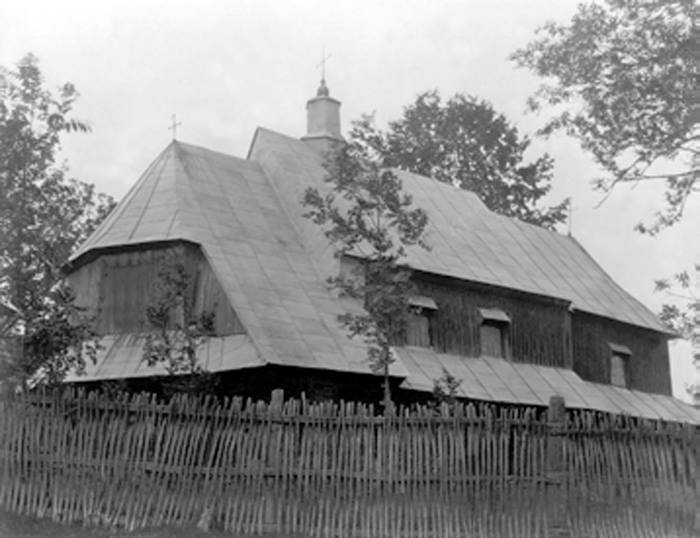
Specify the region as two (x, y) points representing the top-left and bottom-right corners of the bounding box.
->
(69, 136), (409, 377)
(248, 127), (666, 334)
(393, 167), (488, 210)
(177, 139), (260, 169)
(72, 127), (666, 341)
(69, 142), (177, 263)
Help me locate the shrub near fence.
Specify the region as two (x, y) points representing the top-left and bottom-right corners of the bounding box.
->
(0, 389), (696, 537)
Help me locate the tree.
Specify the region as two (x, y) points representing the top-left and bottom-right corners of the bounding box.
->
(302, 119), (429, 408)
(653, 266), (699, 405)
(0, 54), (115, 386)
(142, 258), (218, 395)
(373, 91), (568, 229)
(511, 0), (697, 235)
(432, 367), (463, 410)
(654, 269), (697, 339)
(512, 0), (697, 384)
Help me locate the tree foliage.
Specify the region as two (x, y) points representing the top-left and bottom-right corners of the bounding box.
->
(432, 367), (463, 409)
(512, 0), (697, 234)
(654, 268), (697, 339)
(142, 258), (218, 394)
(0, 54), (115, 386)
(302, 120), (430, 407)
(371, 91), (568, 229)
(653, 267), (698, 404)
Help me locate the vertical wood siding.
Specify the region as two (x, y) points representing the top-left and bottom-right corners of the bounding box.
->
(411, 278), (572, 369)
(572, 312), (671, 395)
(67, 242), (244, 336)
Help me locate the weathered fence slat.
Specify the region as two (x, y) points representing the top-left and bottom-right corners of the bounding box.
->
(0, 388), (695, 537)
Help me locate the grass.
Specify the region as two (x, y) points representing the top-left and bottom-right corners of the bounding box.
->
(0, 509), (294, 538)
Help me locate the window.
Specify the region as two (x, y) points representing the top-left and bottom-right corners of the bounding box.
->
(609, 343), (631, 387)
(406, 295), (437, 347)
(478, 308), (510, 359)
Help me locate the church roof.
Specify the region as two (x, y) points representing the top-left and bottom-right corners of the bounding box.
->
(400, 346), (698, 423)
(73, 130), (667, 334)
(71, 129), (668, 343)
(66, 335), (698, 423)
(248, 128), (667, 333)
(64, 132), (692, 421)
(71, 140), (385, 377)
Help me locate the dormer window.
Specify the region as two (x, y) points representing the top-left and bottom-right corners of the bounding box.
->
(406, 295), (437, 347)
(609, 343), (631, 387)
(479, 308), (511, 359)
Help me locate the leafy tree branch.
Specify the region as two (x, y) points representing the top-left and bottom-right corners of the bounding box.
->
(142, 258), (216, 391)
(433, 367), (463, 409)
(302, 119), (430, 408)
(512, 0), (696, 235)
(0, 54), (115, 387)
(357, 91), (569, 229)
(654, 268), (697, 339)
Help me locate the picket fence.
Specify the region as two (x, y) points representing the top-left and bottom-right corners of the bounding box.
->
(0, 389), (696, 537)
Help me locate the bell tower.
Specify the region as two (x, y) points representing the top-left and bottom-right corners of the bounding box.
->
(301, 73), (344, 153)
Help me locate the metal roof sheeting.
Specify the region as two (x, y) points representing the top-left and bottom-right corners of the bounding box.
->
(69, 141), (407, 378)
(478, 307), (511, 324)
(409, 295), (438, 310)
(64, 334), (263, 382)
(63, 132), (689, 422)
(398, 346), (699, 424)
(248, 129), (667, 333)
(72, 134), (667, 335)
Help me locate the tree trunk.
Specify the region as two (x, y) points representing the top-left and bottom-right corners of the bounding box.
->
(382, 346), (392, 411)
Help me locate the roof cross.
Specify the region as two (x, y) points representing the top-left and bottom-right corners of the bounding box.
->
(168, 114), (182, 140)
(316, 47), (331, 82)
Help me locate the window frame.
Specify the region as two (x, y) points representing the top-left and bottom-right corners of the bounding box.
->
(608, 342), (631, 388)
(478, 307), (511, 359)
(406, 295), (437, 348)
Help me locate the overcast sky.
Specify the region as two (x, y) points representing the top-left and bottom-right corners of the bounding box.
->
(2, 0), (696, 400)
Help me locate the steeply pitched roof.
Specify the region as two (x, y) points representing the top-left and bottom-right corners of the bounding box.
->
(65, 133), (692, 421)
(248, 128), (667, 333)
(76, 131), (664, 334)
(71, 141), (394, 377)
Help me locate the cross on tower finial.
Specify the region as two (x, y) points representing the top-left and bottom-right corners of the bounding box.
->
(168, 114), (182, 140)
(316, 47), (331, 83)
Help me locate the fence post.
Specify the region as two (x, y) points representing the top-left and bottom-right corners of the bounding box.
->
(265, 388), (284, 533)
(269, 388), (285, 471)
(270, 388), (284, 417)
(546, 395), (570, 538)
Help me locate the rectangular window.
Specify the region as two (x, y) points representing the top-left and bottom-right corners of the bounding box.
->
(478, 308), (510, 359)
(406, 295), (437, 348)
(407, 311), (431, 347)
(609, 343), (631, 387)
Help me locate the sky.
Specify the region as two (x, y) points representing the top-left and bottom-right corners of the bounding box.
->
(2, 0), (697, 401)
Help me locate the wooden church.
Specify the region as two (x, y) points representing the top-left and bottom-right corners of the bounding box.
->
(64, 79), (697, 423)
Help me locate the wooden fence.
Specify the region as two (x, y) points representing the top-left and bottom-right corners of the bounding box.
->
(0, 389), (696, 537)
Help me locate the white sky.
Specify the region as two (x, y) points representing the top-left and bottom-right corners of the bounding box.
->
(2, 0), (697, 401)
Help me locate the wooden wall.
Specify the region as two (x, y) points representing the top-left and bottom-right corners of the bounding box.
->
(410, 275), (573, 369)
(572, 312), (671, 395)
(93, 365), (390, 405)
(67, 242), (244, 336)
